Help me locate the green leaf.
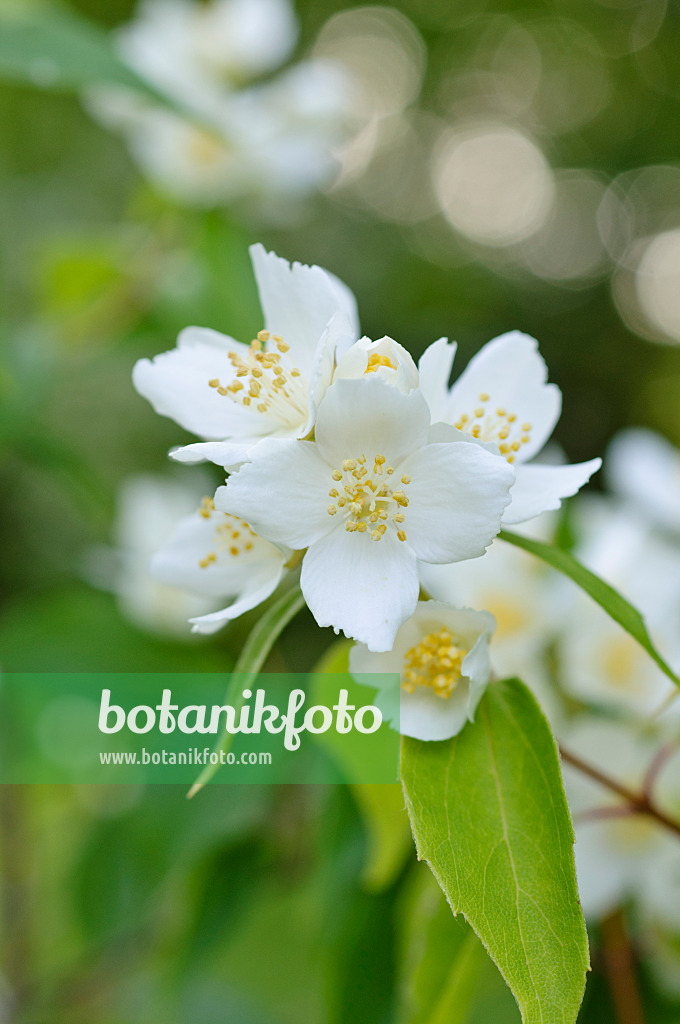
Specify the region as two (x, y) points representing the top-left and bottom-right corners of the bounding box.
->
(0, 6), (163, 98)
(500, 529), (680, 690)
(187, 583), (306, 796)
(310, 640), (409, 889)
(400, 677), (590, 1024)
(397, 869), (520, 1024)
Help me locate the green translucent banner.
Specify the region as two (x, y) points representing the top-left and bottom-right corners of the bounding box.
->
(0, 672), (400, 785)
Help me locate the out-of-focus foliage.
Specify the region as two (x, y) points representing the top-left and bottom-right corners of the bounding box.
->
(2, 0), (680, 1021)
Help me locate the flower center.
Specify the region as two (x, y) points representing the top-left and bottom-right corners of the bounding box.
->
(326, 453), (410, 542)
(197, 496), (256, 568)
(454, 392), (532, 463)
(365, 353), (397, 373)
(186, 127), (229, 166)
(208, 330), (308, 430)
(402, 628), (468, 699)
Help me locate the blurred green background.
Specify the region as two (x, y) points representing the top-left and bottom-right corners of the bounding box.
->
(1, 0), (680, 1020)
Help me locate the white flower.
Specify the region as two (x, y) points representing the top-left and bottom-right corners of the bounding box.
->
(562, 717), (680, 927)
(558, 499), (680, 716)
(150, 493), (287, 634)
(133, 244), (358, 469)
(333, 334), (419, 392)
(606, 427), (680, 537)
(349, 601), (495, 741)
(215, 375), (515, 651)
(419, 331), (601, 524)
(86, 473), (219, 636)
(117, 0), (299, 106)
(419, 515), (564, 725)
(86, 0), (352, 207)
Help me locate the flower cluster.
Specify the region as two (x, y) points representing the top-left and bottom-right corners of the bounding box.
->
(133, 242), (600, 738)
(86, 0), (352, 208)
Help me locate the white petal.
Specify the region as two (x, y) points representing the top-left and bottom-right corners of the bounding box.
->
(314, 376), (430, 468)
(399, 440), (514, 563)
(301, 529), (419, 652)
(132, 328), (262, 439)
(418, 338), (457, 423)
(169, 440), (253, 471)
(503, 459), (601, 525)
(446, 331), (561, 460)
(150, 508), (285, 600)
(249, 244), (359, 375)
(189, 573), (283, 635)
(213, 439), (334, 549)
(606, 427), (680, 533)
(302, 312), (354, 437)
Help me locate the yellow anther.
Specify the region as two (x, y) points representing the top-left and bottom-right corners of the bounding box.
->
(243, 396), (251, 406)
(291, 369), (300, 377)
(498, 427), (509, 439)
(251, 339), (262, 352)
(522, 422), (531, 432)
(208, 378), (220, 388)
(471, 425), (481, 438)
(507, 455), (515, 463)
(236, 367), (248, 377)
(327, 504), (337, 515)
(496, 408), (506, 417)
(329, 488), (339, 497)
(332, 471), (342, 481)
(357, 522), (368, 532)
(257, 403), (267, 412)
(257, 330), (270, 342)
(402, 628), (468, 699)
(371, 524), (387, 541)
(386, 467), (394, 475)
(217, 386), (228, 396)
(393, 492), (409, 507)
(401, 474), (411, 485)
(511, 441), (521, 451)
(345, 521), (358, 532)
(230, 546), (239, 556)
(365, 352), (397, 373)
(397, 530), (407, 542)
(475, 408), (484, 418)
(274, 376), (286, 388)
(508, 414), (516, 423)
(374, 455), (386, 465)
(522, 435), (530, 444)
(479, 392), (490, 402)
(342, 459), (357, 471)
(251, 367), (263, 378)
(227, 382), (243, 393)
(394, 513), (405, 523)
(245, 542), (253, 551)
(338, 498), (347, 507)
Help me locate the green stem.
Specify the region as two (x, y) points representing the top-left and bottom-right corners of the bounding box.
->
(187, 584), (306, 797)
(499, 529), (680, 691)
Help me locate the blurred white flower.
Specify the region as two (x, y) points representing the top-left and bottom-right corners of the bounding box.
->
(216, 375), (514, 651)
(150, 494), (288, 634)
(349, 601), (495, 741)
(418, 331), (601, 525)
(562, 717), (680, 927)
(87, 474), (218, 637)
(133, 244), (358, 468)
(87, 0), (352, 207)
(419, 515), (564, 724)
(607, 427), (680, 537)
(558, 499), (680, 717)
